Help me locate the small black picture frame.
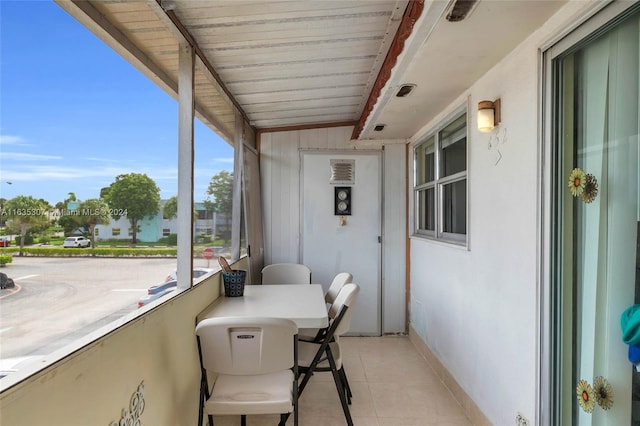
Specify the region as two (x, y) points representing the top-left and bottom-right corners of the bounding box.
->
(334, 186), (352, 215)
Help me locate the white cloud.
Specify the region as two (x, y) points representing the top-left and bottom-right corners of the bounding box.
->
(1, 152), (63, 161)
(0, 164), (132, 182)
(0, 135), (28, 146)
(213, 157), (234, 164)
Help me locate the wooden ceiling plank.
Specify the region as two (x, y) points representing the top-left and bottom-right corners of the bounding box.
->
(175, 1), (398, 25)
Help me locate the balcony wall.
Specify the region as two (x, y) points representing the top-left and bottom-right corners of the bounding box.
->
(0, 259), (248, 425)
(408, 1), (605, 425)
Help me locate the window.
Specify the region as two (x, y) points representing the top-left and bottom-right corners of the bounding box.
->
(413, 112), (467, 244)
(197, 209), (212, 220)
(163, 228), (170, 237)
(94, 228), (99, 237)
(0, 1), (241, 390)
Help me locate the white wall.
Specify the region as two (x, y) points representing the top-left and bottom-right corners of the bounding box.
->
(408, 1), (604, 424)
(261, 127), (407, 333)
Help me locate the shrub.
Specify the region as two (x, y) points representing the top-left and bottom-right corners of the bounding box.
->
(1, 247), (176, 257)
(14, 234), (34, 245)
(0, 254), (13, 266)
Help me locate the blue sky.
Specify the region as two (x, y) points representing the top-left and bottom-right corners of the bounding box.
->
(0, 1), (233, 205)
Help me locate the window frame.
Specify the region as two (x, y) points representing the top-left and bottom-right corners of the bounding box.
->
(412, 107), (468, 246)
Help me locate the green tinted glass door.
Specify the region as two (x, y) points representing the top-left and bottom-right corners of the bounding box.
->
(555, 11), (639, 426)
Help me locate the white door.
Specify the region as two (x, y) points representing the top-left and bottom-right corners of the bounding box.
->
(301, 151), (381, 335)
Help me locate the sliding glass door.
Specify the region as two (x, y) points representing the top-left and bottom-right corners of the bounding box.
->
(548, 3), (640, 425)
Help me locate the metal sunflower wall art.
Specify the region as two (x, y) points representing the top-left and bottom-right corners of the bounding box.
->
(593, 376), (613, 410)
(568, 168), (599, 203)
(581, 174), (598, 203)
(569, 168), (586, 197)
(576, 379), (596, 413)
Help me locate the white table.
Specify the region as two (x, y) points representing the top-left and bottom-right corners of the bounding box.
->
(197, 284), (329, 329)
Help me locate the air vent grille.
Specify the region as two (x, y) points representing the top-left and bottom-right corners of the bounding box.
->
(330, 159), (355, 184)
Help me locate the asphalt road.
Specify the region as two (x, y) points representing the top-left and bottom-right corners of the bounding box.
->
(0, 256), (185, 359)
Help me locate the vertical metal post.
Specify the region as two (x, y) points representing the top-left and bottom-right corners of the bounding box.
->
(177, 41), (194, 289)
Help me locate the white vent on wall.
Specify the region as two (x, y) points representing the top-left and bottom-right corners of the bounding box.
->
(330, 159), (355, 184)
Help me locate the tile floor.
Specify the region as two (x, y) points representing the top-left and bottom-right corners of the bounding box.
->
(208, 335), (472, 426)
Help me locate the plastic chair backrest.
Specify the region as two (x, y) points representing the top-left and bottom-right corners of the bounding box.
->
(325, 272), (353, 304)
(196, 317), (298, 375)
(261, 263), (312, 284)
(327, 283), (360, 337)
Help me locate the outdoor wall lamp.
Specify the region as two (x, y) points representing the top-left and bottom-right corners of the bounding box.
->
(477, 99), (501, 132)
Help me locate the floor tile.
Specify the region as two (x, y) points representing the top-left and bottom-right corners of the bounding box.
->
(203, 336), (471, 426)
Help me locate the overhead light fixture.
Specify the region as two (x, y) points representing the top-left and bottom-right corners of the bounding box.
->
(446, 0), (479, 22)
(477, 99), (501, 132)
(396, 84), (416, 98)
(160, 0), (177, 11)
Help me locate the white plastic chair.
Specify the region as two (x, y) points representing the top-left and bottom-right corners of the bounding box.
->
(261, 263), (312, 284)
(299, 272), (353, 341)
(297, 283), (360, 426)
(324, 272), (353, 304)
(195, 317), (299, 426)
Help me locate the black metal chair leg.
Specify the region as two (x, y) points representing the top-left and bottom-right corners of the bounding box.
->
(241, 414), (247, 426)
(326, 347), (353, 425)
(340, 367), (352, 403)
(279, 413), (287, 426)
(198, 377), (205, 426)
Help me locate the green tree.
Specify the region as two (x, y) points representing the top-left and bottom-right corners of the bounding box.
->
(5, 195), (51, 254)
(99, 186), (111, 201)
(163, 196), (178, 219)
(0, 197), (6, 227)
(163, 195), (197, 221)
(106, 173), (160, 244)
(58, 213), (80, 236)
(205, 170), (233, 214)
(77, 198), (110, 247)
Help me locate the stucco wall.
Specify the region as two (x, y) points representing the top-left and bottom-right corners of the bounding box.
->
(408, 1), (605, 425)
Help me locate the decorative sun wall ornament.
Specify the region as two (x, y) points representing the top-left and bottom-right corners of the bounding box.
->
(110, 381), (145, 426)
(593, 376), (613, 410)
(581, 174), (599, 203)
(568, 168), (586, 197)
(576, 379), (596, 413)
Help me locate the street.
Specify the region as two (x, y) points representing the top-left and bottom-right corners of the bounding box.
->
(0, 256), (186, 359)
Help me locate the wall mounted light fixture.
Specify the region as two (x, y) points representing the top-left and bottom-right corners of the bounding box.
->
(477, 99), (501, 132)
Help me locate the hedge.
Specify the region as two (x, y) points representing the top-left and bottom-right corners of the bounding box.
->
(2, 247), (177, 257)
(0, 254), (13, 266)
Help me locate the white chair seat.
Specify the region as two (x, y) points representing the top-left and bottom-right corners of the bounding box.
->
(297, 327), (320, 340)
(206, 370), (294, 415)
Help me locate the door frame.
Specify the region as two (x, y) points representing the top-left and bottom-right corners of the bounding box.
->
(539, 1), (640, 424)
(299, 149), (383, 336)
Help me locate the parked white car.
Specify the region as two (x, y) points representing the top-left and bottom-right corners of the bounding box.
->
(165, 267), (213, 282)
(62, 236), (91, 248)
